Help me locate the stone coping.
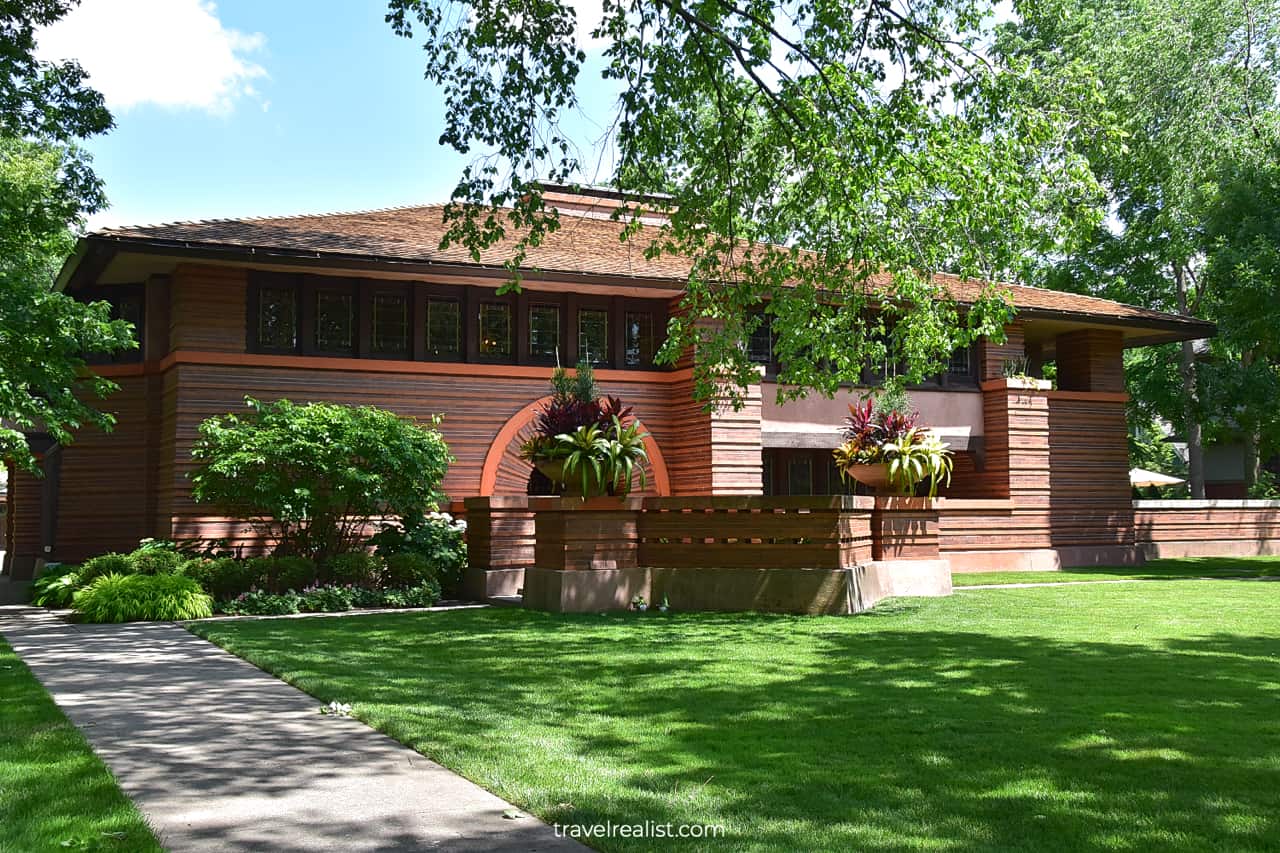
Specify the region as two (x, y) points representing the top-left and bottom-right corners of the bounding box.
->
(1133, 499), (1280, 509)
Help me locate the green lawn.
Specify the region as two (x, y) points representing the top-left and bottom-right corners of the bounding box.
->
(952, 555), (1280, 587)
(191, 581), (1280, 852)
(0, 638), (161, 852)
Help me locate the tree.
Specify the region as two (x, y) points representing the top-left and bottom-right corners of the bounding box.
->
(1000, 0), (1280, 496)
(1, 0), (132, 474)
(386, 0), (1110, 404)
(190, 398), (454, 561)
(1202, 158), (1280, 489)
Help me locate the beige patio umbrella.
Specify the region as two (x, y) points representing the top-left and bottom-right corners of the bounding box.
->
(1129, 468), (1185, 488)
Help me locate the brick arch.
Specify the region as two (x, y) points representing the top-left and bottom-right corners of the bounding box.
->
(479, 395), (671, 496)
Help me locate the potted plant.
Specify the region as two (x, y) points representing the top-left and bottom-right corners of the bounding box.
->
(520, 361), (650, 497)
(832, 395), (954, 497)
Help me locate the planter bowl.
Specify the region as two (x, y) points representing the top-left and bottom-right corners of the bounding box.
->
(534, 459), (607, 498)
(844, 462), (893, 491)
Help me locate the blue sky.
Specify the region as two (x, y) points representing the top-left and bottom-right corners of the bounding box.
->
(38, 0), (618, 229)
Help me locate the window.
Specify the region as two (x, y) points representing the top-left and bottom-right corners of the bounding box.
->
(528, 304), (560, 360)
(426, 298), (460, 357)
(578, 308), (608, 365)
(478, 302), (512, 359)
(314, 287), (354, 354)
(787, 456), (812, 496)
(83, 286), (146, 363)
(625, 311), (655, 368)
(370, 290), (409, 357)
(244, 277), (670, 369)
(257, 286), (297, 352)
(947, 345), (972, 380)
(747, 313), (774, 365)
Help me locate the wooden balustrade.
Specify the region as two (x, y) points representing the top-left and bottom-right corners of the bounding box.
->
(638, 496), (873, 569)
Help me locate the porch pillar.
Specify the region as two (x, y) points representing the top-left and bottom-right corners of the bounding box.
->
(1054, 329), (1125, 393)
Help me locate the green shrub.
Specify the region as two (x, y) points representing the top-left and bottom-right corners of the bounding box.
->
(78, 553), (135, 584)
(180, 557), (259, 600)
(247, 556), (317, 593)
(382, 552), (435, 588)
(73, 574), (213, 623)
(299, 585), (355, 612)
(31, 564), (83, 608)
(350, 587), (388, 608)
(190, 397), (453, 561)
(324, 552), (380, 588)
(220, 589), (302, 616)
(370, 512), (467, 594)
(381, 581), (442, 609)
(128, 548), (183, 575)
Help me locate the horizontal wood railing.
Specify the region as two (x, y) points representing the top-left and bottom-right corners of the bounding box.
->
(638, 496), (873, 569)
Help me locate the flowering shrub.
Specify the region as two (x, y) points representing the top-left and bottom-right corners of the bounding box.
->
(221, 589), (302, 616)
(299, 584), (355, 613)
(190, 397), (452, 561)
(369, 511), (467, 594)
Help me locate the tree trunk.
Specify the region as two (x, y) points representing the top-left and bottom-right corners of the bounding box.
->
(1241, 350), (1260, 494)
(1175, 265), (1205, 499)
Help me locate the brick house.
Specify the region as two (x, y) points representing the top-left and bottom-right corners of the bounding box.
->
(3, 185), (1220, 580)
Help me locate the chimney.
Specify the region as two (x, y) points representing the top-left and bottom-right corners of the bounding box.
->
(537, 182), (673, 226)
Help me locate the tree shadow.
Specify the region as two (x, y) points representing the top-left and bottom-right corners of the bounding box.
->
(191, 606), (1280, 852)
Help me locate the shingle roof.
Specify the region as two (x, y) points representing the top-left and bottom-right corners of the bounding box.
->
(93, 202), (1212, 334)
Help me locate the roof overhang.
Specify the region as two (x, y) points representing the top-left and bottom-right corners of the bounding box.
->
(60, 234), (690, 296)
(61, 234), (1217, 346)
(1018, 308), (1215, 348)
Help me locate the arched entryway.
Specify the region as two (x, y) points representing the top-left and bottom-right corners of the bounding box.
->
(479, 396), (671, 496)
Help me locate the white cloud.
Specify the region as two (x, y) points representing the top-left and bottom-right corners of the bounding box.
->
(568, 0), (606, 50)
(37, 0), (267, 114)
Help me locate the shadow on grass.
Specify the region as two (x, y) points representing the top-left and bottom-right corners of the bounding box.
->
(192, 605), (1280, 852)
(1071, 556), (1280, 580)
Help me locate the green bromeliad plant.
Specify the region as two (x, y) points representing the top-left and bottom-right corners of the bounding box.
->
(881, 429), (954, 498)
(520, 362), (649, 497)
(538, 417), (649, 498)
(833, 396), (954, 497)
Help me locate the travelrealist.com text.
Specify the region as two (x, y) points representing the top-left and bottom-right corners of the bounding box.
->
(553, 821), (726, 840)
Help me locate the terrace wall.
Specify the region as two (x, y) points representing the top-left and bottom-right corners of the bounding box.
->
(1133, 500), (1280, 559)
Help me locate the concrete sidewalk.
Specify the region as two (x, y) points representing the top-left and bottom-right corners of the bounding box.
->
(0, 609), (585, 852)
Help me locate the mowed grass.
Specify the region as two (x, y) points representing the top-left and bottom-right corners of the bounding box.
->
(952, 555), (1280, 587)
(191, 582), (1280, 852)
(0, 638), (161, 852)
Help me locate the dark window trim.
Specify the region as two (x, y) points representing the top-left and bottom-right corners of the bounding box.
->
(80, 283), (147, 364)
(247, 272), (301, 355)
(571, 296), (614, 368)
(244, 273), (671, 371)
(519, 292), (568, 366)
(302, 276), (359, 358)
(419, 284), (466, 362)
(362, 283), (412, 361)
(619, 298), (666, 369)
(470, 288), (517, 364)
